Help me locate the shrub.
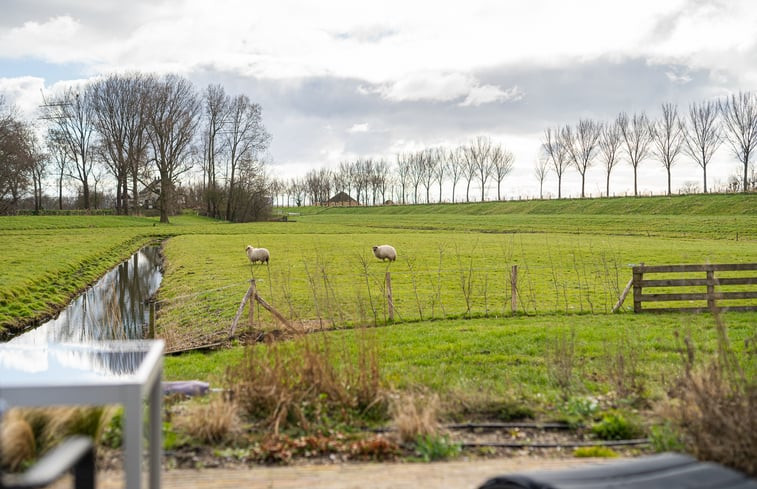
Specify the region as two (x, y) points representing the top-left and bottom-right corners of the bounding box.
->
(230, 327), (385, 433)
(414, 434), (461, 462)
(662, 314), (756, 476)
(649, 422), (685, 453)
(591, 412), (641, 441)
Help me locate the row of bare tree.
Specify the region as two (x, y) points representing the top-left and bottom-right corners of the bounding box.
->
(275, 92), (756, 208)
(1, 72), (271, 221)
(0, 97), (46, 214)
(540, 92), (757, 199)
(274, 136), (515, 206)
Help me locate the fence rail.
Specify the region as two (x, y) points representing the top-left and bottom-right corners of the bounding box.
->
(632, 263), (757, 313)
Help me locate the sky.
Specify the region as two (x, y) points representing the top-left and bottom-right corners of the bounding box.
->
(1, 0), (756, 200)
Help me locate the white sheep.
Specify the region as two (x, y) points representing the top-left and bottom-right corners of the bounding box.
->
(245, 245), (270, 264)
(372, 244), (397, 262)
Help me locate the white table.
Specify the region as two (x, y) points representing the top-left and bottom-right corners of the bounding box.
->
(0, 340), (164, 489)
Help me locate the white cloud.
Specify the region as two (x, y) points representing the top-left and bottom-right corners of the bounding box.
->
(347, 123), (370, 133)
(0, 76), (45, 117)
(376, 72), (473, 103)
(665, 70), (692, 84)
(459, 85), (524, 107)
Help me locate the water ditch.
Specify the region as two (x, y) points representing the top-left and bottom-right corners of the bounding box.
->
(9, 245), (164, 344)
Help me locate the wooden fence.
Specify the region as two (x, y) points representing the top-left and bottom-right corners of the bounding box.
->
(632, 263), (757, 313)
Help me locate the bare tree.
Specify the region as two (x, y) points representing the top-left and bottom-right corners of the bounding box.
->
(491, 144), (515, 200)
(373, 158), (390, 203)
(222, 94), (271, 221)
(202, 84), (229, 218)
(446, 146), (464, 203)
(0, 105), (33, 212)
(46, 131), (68, 210)
(650, 103), (684, 196)
(353, 158), (372, 205)
(460, 144), (478, 202)
(22, 125), (46, 212)
(563, 119), (601, 198)
(541, 127), (570, 199)
(598, 118), (623, 197)
(418, 148), (438, 204)
(719, 91), (757, 193)
(90, 73), (150, 215)
(469, 136), (495, 201)
(395, 153), (411, 204)
(143, 74), (201, 223)
(430, 147), (446, 202)
(534, 152), (550, 199)
(42, 87), (97, 209)
(618, 112), (652, 197)
(408, 152), (425, 204)
(682, 100), (721, 193)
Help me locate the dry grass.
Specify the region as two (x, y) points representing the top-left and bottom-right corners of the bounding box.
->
(0, 406), (112, 472)
(663, 312), (757, 476)
(229, 327), (384, 433)
(390, 392), (440, 444)
(173, 396), (241, 444)
(0, 410), (35, 471)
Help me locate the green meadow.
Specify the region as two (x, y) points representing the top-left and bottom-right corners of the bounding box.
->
(1, 194), (755, 409)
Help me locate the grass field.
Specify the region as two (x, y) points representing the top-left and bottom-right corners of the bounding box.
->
(2, 195), (755, 404)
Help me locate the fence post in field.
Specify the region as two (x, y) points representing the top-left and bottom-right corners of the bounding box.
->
(510, 265), (518, 315)
(248, 279), (257, 327)
(230, 279), (256, 338)
(385, 271), (394, 322)
(148, 300), (156, 339)
(632, 263), (643, 313)
(612, 278), (634, 313)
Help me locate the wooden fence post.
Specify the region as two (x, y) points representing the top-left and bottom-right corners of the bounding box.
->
(612, 278), (634, 313)
(632, 263), (643, 313)
(230, 280), (256, 338)
(385, 271), (394, 322)
(510, 265), (518, 315)
(248, 279), (257, 327)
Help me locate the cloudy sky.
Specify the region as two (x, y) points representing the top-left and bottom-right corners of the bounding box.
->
(1, 0), (756, 199)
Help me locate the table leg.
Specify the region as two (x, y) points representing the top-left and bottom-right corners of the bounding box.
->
(124, 387), (143, 489)
(149, 369), (163, 489)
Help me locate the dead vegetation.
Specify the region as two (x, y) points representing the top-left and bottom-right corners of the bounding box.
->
(228, 326), (384, 434)
(661, 312), (756, 476)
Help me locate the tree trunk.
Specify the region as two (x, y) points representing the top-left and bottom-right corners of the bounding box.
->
(633, 166), (638, 197)
(159, 170), (170, 223)
(581, 174), (586, 198)
(667, 168), (672, 196)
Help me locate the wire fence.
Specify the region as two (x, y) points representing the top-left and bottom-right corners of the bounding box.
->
(153, 258), (631, 352)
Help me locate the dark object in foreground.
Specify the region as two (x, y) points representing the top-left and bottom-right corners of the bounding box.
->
(1, 435), (95, 489)
(477, 452), (757, 489)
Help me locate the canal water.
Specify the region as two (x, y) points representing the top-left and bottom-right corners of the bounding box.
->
(10, 246), (163, 344)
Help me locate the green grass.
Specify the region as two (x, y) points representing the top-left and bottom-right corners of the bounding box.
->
(164, 312), (756, 407)
(3, 195), (756, 380)
(291, 193), (757, 216)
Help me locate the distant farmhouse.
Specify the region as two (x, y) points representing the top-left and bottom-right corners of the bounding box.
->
(325, 192), (359, 206)
(135, 180), (187, 211)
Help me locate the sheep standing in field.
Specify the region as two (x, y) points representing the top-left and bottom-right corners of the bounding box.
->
(372, 244), (397, 262)
(245, 245), (270, 264)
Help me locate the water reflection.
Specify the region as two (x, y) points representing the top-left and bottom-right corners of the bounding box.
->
(10, 246), (163, 345)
